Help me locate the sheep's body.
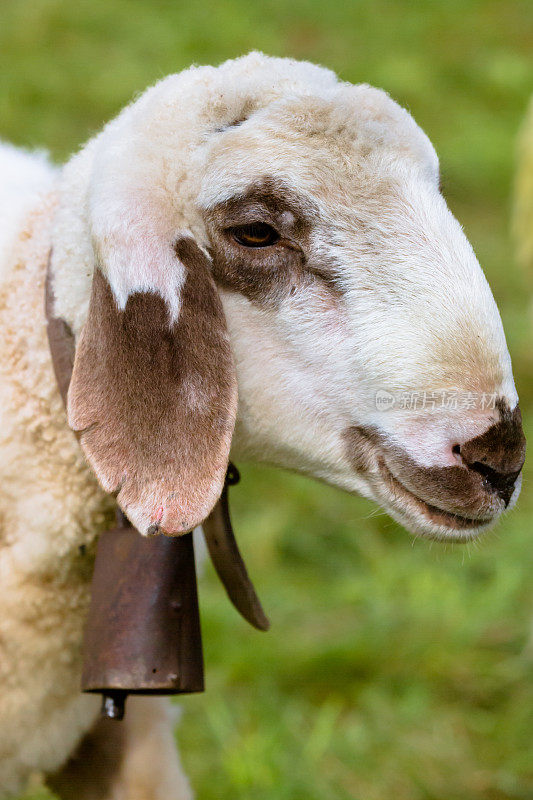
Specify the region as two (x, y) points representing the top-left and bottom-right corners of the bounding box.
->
(0, 51), (522, 798)
(0, 146), (192, 799)
(0, 146), (100, 794)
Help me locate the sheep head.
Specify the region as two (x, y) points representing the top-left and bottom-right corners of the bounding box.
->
(51, 52), (525, 540)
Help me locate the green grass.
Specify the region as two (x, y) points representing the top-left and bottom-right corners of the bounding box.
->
(4, 1), (533, 797)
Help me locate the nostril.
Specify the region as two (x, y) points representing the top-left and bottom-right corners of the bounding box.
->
(451, 443), (463, 465)
(468, 460), (519, 506)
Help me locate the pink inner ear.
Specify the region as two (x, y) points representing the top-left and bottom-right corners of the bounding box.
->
(67, 239), (237, 536)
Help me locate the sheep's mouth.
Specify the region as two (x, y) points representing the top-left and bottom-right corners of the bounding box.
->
(376, 459), (495, 536)
(343, 423), (501, 540)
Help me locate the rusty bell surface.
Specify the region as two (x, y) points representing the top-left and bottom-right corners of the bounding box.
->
(81, 516), (204, 719)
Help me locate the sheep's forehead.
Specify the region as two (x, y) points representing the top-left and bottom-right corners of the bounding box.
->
(262, 88), (437, 164)
(199, 87), (438, 210)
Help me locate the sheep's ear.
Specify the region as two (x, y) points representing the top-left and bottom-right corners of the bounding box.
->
(67, 237), (237, 536)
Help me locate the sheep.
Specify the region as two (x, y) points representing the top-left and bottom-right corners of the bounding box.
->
(0, 51), (525, 800)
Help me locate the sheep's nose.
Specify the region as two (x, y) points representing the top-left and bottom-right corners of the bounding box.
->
(455, 404), (526, 506)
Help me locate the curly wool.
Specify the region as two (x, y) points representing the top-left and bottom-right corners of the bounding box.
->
(0, 161), (115, 795)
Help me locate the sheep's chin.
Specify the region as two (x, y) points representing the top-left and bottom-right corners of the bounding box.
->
(370, 460), (501, 543)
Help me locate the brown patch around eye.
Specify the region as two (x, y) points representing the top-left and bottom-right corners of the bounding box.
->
(209, 238), (306, 305)
(203, 178), (318, 305)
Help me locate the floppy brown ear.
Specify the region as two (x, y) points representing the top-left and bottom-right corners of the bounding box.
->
(67, 237), (237, 536)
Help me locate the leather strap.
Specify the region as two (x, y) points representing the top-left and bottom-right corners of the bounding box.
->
(45, 254), (269, 630)
(44, 267), (75, 407)
(203, 464), (270, 630)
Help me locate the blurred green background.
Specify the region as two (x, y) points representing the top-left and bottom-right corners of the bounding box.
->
(3, 1), (533, 798)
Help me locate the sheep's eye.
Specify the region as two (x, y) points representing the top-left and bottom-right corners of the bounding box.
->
(230, 222), (280, 248)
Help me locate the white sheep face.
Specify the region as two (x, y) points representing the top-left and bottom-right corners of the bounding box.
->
(51, 53), (525, 539)
(197, 88), (524, 541)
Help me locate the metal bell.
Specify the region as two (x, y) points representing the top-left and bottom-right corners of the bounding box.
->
(81, 515), (204, 720)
